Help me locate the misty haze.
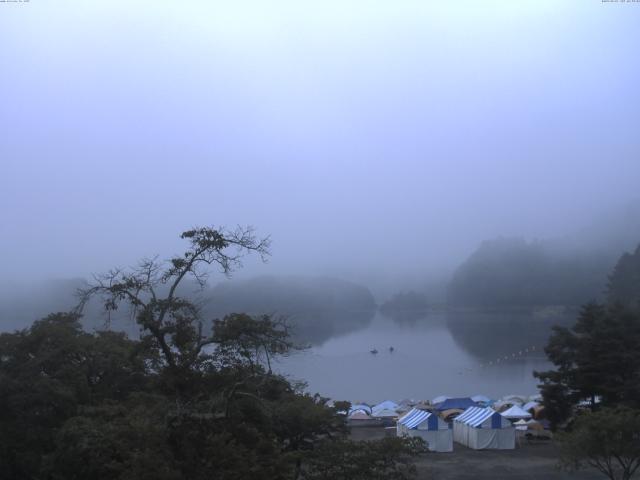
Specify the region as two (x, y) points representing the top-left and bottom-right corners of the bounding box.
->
(2, 2), (640, 479)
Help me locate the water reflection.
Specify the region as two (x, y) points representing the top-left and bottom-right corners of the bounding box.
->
(446, 309), (576, 361)
(379, 309), (430, 326)
(277, 310), (576, 402)
(290, 309), (375, 346)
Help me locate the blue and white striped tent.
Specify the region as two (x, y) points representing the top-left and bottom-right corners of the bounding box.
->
(397, 408), (453, 452)
(453, 407), (514, 450)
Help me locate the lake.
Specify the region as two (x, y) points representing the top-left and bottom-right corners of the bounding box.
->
(276, 309), (575, 403)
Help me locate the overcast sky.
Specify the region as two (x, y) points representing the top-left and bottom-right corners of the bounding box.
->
(1, 0), (639, 286)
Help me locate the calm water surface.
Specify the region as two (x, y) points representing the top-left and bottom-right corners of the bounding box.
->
(276, 310), (573, 403)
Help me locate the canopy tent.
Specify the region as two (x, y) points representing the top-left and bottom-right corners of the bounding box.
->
(453, 407), (515, 450)
(493, 400), (520, 412)
(471, 395), (491, 404)
(435, 397), (478, 411)
(372, 408), (398, 418)
(522, 401), (539, 412)
(372, 400), (399, 416)
(397, 408), (453, 452)
(347, 409), (383, 427)
(513, 419), (528, 431)
(348, 403), (372, 415)
(431, 395), (450, 405)
(501, 405), (532, 420)
(349, 408), (370, 415)
(501, 395), (526, 405)
(348, 411), (371, 420)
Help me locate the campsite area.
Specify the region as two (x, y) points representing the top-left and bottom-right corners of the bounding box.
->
(352, 428), (600, 479)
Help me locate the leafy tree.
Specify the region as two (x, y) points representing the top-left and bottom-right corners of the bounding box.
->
(47, 398), (181, 480)
(534, 303), (640, 428)
(300, 437), (426, 480)
(0, 313), (152, 479)
(558, 407), (640, 480)
(607, 243), (640, 312)
(1, 226), (426, 480)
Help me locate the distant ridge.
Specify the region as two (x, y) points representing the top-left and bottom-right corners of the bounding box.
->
(448, 200), (640, 308)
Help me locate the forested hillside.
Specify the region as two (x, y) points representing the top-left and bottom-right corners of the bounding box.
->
(204, 276), (377, 344)
(448, 202), (640, 308)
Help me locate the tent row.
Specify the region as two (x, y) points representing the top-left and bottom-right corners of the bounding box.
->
(349, 395), (542, 420)
(397, 406), (516, 451)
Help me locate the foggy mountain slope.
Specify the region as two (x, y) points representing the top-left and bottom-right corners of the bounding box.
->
(203, 275), (377, 344)
(0, 278), (151, 336)
(207, 275), (376, 314)
(551, 199), (640, 256)
(0, 275), (377, 345)
(448, 200), (640, 308)
(0, 278), (85, 332)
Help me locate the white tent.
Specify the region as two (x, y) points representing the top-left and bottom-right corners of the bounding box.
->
(431, 395), (450, 405)
(513, 419), (528, 431)
(372, 408), (398, 418)
(397, 408), (453, 452)
(522, 401), (539, 412)
(372, 400), (399, 416)
(501, 405), (532, 420)
(471, 395), (491, 404)
(348, 410), (371, 420)
(501, 395), (526, 405)
(453, 407), (515, 450)
(348, 403), (372, 415)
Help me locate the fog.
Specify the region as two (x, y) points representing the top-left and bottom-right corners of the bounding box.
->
(2, 1), (640, 300)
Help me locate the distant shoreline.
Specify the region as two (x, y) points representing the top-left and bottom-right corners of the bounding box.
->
(381, 304), (580, 316)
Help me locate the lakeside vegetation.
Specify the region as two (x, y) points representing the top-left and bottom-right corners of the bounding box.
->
(531, 244), (640, 479)
(0, 227), (423, 480)
(1, 226), (639, 479)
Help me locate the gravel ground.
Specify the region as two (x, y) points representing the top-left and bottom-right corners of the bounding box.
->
(414, 442), (604, 480)
(350, 427), (607, 480)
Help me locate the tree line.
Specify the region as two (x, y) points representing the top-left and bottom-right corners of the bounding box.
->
(0, 226), (423, 480)
(535, 243), (640, 480)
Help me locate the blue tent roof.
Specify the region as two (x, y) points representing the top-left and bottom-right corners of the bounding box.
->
(455, 406), (509, 429)
(398, 408), (440, 430)
(435, 397), (478, 411)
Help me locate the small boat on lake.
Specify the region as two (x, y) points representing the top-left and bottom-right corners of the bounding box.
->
(370, 349), (378, 354)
